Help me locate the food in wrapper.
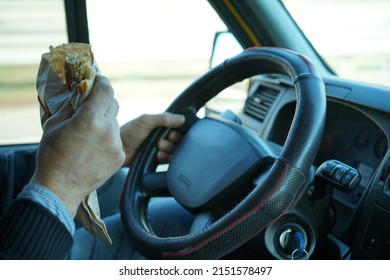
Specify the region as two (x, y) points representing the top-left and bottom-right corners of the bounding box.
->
(49, 43), (97, 110)
(36, 42), (112, 244)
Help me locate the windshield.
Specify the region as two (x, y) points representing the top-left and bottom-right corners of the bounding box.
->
(283, 0), (390, 87)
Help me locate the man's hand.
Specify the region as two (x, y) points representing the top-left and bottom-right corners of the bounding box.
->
(31, 76), (125, 217)
(120, 112), (185, 167)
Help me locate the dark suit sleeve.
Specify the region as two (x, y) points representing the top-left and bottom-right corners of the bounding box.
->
(0, 198), (73, 259)
(0, 148), (37, 216)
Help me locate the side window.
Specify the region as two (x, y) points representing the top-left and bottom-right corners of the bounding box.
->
(0, 0), (238, 144)
(86, 0), (228, 124)
(0, 0), (67, 144)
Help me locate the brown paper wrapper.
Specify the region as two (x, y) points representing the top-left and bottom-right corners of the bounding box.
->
(36, 49), (112, 244)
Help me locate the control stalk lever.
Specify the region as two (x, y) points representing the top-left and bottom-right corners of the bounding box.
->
(315, 159), (361, 193)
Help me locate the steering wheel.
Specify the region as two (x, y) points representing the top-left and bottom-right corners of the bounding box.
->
(120, 47), (326, 259)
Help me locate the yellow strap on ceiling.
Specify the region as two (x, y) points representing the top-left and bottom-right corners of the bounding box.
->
(223, 0), (262, 47)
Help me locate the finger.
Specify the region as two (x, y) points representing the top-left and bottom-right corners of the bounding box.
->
(160, 112), (185, 128)
(156, 150), (172, 163)
(166, 130), (183, 145)
(157, 138), (177, 154)
(79, 75), (114, 114)
(142, 112), (185, 130)
(105, 97), (120, 118)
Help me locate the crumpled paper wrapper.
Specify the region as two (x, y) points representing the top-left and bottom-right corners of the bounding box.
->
(36, 48), (112, 244)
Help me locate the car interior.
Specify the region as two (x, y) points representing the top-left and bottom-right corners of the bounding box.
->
(1, 0), (390, 260)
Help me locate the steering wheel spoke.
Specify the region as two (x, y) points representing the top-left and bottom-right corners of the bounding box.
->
(189, 210), (223, 234)
(142, 171), (170, 196)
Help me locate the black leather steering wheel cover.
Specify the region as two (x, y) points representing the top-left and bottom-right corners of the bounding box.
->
(120, 47), (326, 259)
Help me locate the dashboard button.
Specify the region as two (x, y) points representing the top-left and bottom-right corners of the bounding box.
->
(341, 169), (357, 185)
(333, 166), (349, 182)
(322, 161), (337, 177)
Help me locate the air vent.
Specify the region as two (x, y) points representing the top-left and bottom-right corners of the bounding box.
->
(244, 85), (280, 122)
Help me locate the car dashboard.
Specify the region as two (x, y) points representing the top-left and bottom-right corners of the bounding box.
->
(228, 73), (390, 259)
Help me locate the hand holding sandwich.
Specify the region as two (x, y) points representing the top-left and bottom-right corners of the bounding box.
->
(31, 75), (125, 218)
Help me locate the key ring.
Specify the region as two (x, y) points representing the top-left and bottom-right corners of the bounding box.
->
(291, 249), (309, 260)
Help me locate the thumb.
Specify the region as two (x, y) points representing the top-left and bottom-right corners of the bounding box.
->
(149, 112), (185, 129)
